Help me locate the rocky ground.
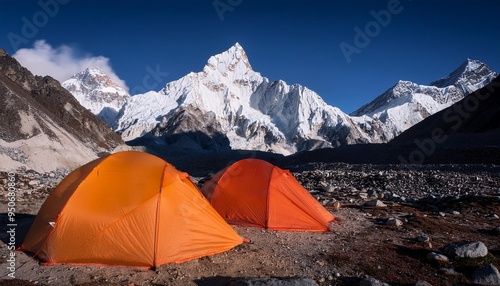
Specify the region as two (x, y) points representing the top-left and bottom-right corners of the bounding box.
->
(0, 163), (499, 286)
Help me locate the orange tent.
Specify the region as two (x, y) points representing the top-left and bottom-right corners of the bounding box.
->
(201, 159), (334, 232)
(21, 151), (243, 267)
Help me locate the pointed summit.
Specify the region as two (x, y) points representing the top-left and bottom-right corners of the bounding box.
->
(83, 66), (107, 76)
(204, 43), (253, 77)
(430, 59), (497, 89)
(70, 67), (123, 90)
(63, 67), (130, 127)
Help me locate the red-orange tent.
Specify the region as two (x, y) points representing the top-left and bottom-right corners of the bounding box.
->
(21, 151), (243, 267)
(201, 159), (334, 232)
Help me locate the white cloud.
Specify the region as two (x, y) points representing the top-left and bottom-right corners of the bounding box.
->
(12, 40), (128, 92)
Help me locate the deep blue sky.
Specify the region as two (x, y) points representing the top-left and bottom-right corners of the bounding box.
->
(1, 0), (499, 113)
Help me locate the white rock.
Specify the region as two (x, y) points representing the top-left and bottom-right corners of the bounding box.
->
(386, 218), (403, 226)
(364, 199), (387, 208)
(28, 179), (40, 186)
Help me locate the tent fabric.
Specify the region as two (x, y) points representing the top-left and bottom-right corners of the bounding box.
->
(21, 151), (243, 267)
(201, 159), (335, 232)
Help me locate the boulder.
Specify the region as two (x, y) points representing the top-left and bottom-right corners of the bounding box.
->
(443, 241), (488, 258)
(360, 277), (390, 286)
(472, 264), (500, 285)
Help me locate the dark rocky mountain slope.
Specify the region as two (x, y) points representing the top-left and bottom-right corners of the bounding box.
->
(0, 49), (123, 172)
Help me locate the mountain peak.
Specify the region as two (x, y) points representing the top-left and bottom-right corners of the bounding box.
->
(204, 43), (253, 75)
(0, 50), (123, 172)
(233, 42), (243, 50)
(430, 59), (497, 88)
(460, 58), (485, 73)
(68, 67), (124, 91)
(72, 66), (108, 80)
(63, 67), (129, 127)
(83, 66), (106, 76)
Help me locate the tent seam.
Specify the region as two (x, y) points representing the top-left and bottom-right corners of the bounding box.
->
(264, 165), (274, 228)
(280, 170), (332, 231)
(153, 162), (168, 267)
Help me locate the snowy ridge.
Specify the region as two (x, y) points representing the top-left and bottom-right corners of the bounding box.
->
(351, 59), (497, 142)
(116, 43), (367, 154)
(430, 59), (498, 91)
(70, 44), (496, 154)
(63, 67), (130, 126)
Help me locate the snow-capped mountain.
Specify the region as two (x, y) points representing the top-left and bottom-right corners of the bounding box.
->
(392, 75), (500, 147)
(351, 59), (497, 142)
(0, 49), (123, 172)
(69, 43), (496, 155)
(430, 58), (497, 92)
(62, 67), (130, 126)
(115, 43), (369, 154)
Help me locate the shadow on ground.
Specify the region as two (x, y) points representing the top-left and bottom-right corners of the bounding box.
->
(0, 213), (35, 248)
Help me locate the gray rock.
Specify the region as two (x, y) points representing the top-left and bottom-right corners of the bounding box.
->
(416, 235), (430, 242)
(495, 227), (500, 235)
(360, 277), (390, 286)
(348, 186), (358, 193)
(386, 218), (403, 226)
(438, 268), (461, 276)
(229, 277), (319, 286)
(472, 264), (500, 285)
(444, 241), (488, 258)
(28, 179), (40, 186)
(364, 199), (387, 208)
(415, 281), (432, 286)
(426, 252), (449, 263)
(323, 185), (336, 193)
(390, 193), (401, 201)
